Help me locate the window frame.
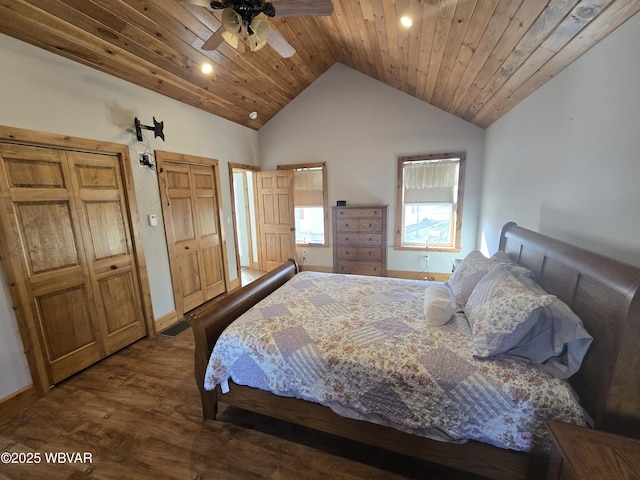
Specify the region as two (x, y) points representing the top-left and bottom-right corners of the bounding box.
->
(277, 162), (329, 247)
(394, 152), (465, 252)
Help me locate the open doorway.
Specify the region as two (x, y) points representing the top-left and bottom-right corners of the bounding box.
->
(229, 164), (263, 286)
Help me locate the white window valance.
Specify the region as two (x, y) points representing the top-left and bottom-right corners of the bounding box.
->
(403, 160), (459, 204)
(294, 168), (323, 206)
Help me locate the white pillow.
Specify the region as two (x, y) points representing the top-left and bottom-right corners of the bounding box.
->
(423, 285), (455, 326)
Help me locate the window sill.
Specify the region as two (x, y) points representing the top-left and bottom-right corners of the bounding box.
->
(394, 246), (461, 253)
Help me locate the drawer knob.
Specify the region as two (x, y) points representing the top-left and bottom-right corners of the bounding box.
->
(369, 223), (372, 227)
(110, 265), (117, 270)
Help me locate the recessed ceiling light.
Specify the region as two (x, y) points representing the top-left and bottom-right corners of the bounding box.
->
(249, 111), (258, 120)
(400, 16), (412, 28)
(201, 63), (213, 74)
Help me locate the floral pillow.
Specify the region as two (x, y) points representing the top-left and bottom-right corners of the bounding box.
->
(490, 250), (536, 280)
(507, 276), (593, 379)
(446, 250), (495, 310)
(466, 265), (556, 358)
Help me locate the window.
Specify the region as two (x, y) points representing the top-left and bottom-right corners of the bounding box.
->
(395, 153), (465, 251)
(278, 162), (328, 246)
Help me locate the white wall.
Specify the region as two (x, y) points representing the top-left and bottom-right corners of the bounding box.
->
(259, 64), (486, 273)
(0, 33), (259, 400)
(480, 12), (640, 267)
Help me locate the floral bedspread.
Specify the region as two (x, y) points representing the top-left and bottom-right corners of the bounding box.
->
(204, 271), (587, 453)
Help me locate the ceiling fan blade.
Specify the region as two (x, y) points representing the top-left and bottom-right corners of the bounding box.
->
(202, 27), (226, 51)
(267, 27), (295, 58)
(175, 0), (213, 7)
(271, 0), (334, 17)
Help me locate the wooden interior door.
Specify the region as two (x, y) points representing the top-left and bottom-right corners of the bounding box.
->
(157, 153), (226, 317)
(67, 151), (147, 355)
(0, 143), (146, 385)
(256, 170), (296, 272)
(192, 164), (225, 302)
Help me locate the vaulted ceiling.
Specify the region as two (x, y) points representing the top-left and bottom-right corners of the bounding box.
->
(1, 1), (638, 130)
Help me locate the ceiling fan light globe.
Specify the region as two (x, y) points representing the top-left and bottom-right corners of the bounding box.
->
(248, 18), (270, 51)
(221, 30), (240, 48)
(221, 7), (242, 33)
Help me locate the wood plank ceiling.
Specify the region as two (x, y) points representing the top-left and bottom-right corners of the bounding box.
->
(0, 1), (638, 130)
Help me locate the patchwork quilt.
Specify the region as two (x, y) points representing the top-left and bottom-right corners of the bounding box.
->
(204, 271), (587, 453)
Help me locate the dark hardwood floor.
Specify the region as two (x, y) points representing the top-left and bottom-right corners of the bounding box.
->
(0, 329), (489, 480)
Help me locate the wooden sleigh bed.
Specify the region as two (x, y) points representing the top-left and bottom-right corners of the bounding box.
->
(186, 222), (640, 480)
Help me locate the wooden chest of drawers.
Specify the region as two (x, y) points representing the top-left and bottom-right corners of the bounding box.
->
(332, 205), (387, 276)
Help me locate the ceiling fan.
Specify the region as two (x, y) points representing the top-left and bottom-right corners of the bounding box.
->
(179, 0), (334, 58)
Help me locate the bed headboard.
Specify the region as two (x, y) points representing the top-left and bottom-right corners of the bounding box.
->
(499, 222), (640, 437)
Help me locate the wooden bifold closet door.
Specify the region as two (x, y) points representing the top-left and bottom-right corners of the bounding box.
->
(156, 152), (227, 318)
(0, 143), (147, 386)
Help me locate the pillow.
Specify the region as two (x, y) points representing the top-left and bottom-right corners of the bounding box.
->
(490, 250), (536, 280)
(465, 265), (556, 358)
(446, 251), (495, 310)
(506, 276), (593, 379)
(423, 285), (455, 326)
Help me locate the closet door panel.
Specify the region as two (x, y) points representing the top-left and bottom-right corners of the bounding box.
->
(96, 271), (145, 351)
(67, 151), (146, 355)
(0, 144), (103, 385)
(16, 201), (79, 274)
(160, 159), (227, 314)
(164, 162), (203, 313)
(36, 285), (101, 383)
(85, 201), (128, 259)
(178, 251), (204, 312)
(193, 165), (225, 300)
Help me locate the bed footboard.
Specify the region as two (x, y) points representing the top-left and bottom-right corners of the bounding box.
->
(185, 259), (299, 419)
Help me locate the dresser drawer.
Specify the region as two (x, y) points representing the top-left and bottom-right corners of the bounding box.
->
(336, 233), (358, 246)
(357, 219), (383, 232)
(357, 233), (382, 246)
(337, 247), (382, 260)
(335, 208), (385, 219)
(337, 208), (382, 218)
(336, 261), (383, 276)
(357, 247), (382, 260)
(336, 218), (383, 233)
(336, 219), (359, 232)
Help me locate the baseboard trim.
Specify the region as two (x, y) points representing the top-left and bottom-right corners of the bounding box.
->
(0, 385), (39, 420)
(153, 310), (179, 334)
